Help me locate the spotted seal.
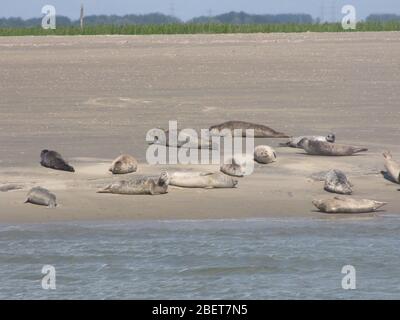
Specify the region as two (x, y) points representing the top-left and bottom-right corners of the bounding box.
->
(383, 151), (400, 184)
(98, 172), (169, 195)
(299, 139), (368, 156)
(209, 121), (289, 138)
(313, 197), (386, 214)
(25, 187), (57, 208)
(109, 155), (138, 174)
(280, 134), (335, 148)
(324, 169), (353, 195)
(169, 172), (238, 188)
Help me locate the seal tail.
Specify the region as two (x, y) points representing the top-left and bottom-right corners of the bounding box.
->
(274, 133), (290, 138)
(383, 151), (393, 160)
(97, 186), (111, 194)
(373, 201), (387, 211)
(353, 148), (368, 154)
(279, 142), (291, 147)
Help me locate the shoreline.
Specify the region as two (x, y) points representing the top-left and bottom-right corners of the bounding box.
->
(0, 152), (396, 224)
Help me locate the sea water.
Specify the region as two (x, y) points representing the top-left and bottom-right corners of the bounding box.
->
(0, 216), (399, 299)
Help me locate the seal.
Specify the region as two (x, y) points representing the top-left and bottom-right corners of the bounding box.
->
(209, 121), (289, 138)
(312, 197), (386, 214)
(0, 184), (24, 192)
(220, 158), (246, 177)
(25, 187), (57, 208)
(98, 172), (169, 195)
(40, 150), (75, 172)
(324, 169), (353, 195)
(254, 145), (277, 164)
(147, 128), (215, 149)
(109, 155), (138, 174)
(169, 172), (238, 188)
(298, 139), (368, 156)
(383, 151), (400, 183)
(280, 134), (335, 148)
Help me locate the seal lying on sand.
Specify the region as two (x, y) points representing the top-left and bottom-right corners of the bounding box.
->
(313, 197), (386, 214)
(298, 139), (368, 156)
(109, 155), (138, 174)
(383, 151), (400, 183)
(40, 150), (75, 172)
(98, 172), (169, 195)
(0, 184), (24, 192)
(209, 121), (289, 138)
(280, 134), (335, 148)
(147, 128), (215, 149)
(324, 169), (353, 195)
(254, 145), (277, 164)
(220, 158), (246, 177)
(169, 172), (238, 188)
(25, 187), (57, 208)
(220, 154), (254, 177)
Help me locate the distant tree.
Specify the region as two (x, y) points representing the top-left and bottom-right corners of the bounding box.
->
(366, 14), (400, 22)
(82, 13), (181, 26)
(189, 11), (313, 24)
(0, 16), (71, 28)
(0, 11), (315, 28)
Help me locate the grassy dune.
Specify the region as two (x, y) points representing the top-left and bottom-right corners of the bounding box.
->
(1, 22), (400, 36)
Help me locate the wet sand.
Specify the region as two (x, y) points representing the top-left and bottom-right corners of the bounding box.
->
(0, 32), (400, 223)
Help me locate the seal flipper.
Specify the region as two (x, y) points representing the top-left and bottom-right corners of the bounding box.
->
(62, 164), (75, 172)
(279, 142), (291, 147)
(97, 186), (112, 194)
(380, 170), (398, 183)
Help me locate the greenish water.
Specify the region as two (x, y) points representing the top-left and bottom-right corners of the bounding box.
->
(0, 217), (399, 299)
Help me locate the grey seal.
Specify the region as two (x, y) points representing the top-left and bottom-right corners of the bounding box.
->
(25, 187), (57, 208)
(383, 151), (400, 183)
(0, 184), (24, 192)
(313, 197), (386, 214)
(324, 169), (353, 195)
(169, 172), (238, 188)
(40, 150), (75, 172)
(298, 139), (368, 156)
(98, 172), (169, 195)
(254, 145), (277, 164)
(109, 155), (138, 174)
(209, 121), (289, 138)
(220, 158), (246, 177)
(147, 128), (215, 149)
(280, 134), (335, 148)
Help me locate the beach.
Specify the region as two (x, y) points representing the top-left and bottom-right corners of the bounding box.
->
(1, 32), (400, 223)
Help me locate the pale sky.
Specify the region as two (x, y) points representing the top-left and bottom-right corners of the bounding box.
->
(1, 0), (399, 21)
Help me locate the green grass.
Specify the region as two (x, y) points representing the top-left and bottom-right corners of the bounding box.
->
(1, 22), (400, 36)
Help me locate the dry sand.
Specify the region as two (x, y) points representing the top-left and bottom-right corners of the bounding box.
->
(0, 32), (400, 223)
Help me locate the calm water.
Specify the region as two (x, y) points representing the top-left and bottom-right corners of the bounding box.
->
(0, 216), (399, 300)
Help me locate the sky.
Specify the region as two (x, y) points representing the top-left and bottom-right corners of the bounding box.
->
(1, 0), (400, 21)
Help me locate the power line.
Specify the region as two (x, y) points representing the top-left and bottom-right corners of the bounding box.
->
(169, 1), (175, 17)
(330, 0), (337, 23)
